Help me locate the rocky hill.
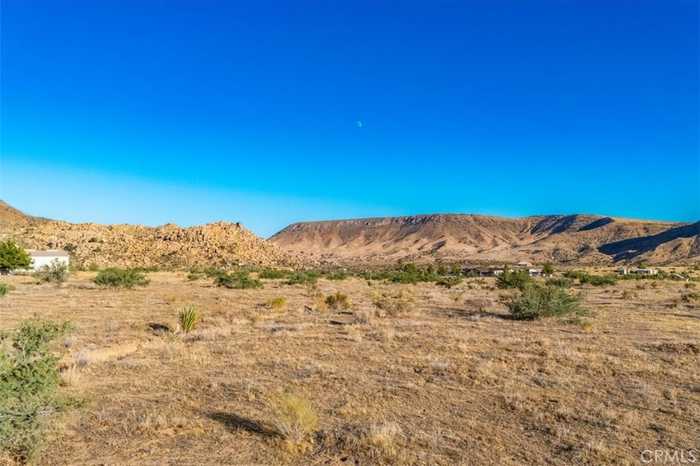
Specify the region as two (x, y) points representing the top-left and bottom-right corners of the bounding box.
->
(0, 201), (289, 269)
(270, 214), (700, 266)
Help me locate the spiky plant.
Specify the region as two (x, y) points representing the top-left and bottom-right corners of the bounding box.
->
(178, 305), (199, 333)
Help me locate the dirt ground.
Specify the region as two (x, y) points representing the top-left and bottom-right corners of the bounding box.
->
(1, 271), (698, 465)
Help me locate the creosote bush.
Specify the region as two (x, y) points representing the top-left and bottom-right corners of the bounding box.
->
(215, 272), (263, 289)
(325, 292), (350, 310)
(497, 268), (532, 290)
(506, 284), (584, 320)
(0, 240), (31, 273)
(178, 305), (199, 333)
(286, 271), (320, 286)
(33, 259), (69, 284)
(259, 268), (290, 279)
(94, 268), (149, 288)
(1, 320), (73, 462)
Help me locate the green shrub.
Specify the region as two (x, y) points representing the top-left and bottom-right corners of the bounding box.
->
(0, 283), (8, 297)
(178, 305), (199, 333)
(324, 292), (350, 310)
(506, 284), (584, 320)
(215, 272), (263, 289)
(497, 269), (532, 289)
(94, 268), (149, 288)
(0, 240), (31, 273)
(563, 270), (617, 286)
(1, 320), (72, 462)
(436, 276), (462, 288)
(286, 271), (320, 286)
(326, 270), (349, 281)
(33, 260), (69, 284)
(542, 263), (555, 275)
(259, 268), (290, 279)
(546, 277), (573, 288)
(266, 297), (288, 311)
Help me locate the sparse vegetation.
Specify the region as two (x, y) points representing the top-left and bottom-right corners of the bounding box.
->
(94, 268), (149, 288)
(0, 283), (8, 297)
(324, 292), (350, 310)
(33, 259), (69, 284)
(372, 290), (414, 316)
(215, 272), (263, 289)
(546, 277), (573, 288)
(266, 297), (288, 311)
(435, 276), (462, 288)
(178, 305), (199, 333)
(0, 320), (73, 463)
(0, 240), (31, 273)
(270, 392), (318, 451)
(564, 270), (617, 286)
(506, 284), (584, 320)
(259, 268), (290, 279)
(285, 271), (319, 286)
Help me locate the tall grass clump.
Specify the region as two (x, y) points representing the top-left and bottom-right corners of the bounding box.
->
(33, 259), (69, 284)
(0, 283), (8, 297)
(506, 284), (583, 320)
(270, 392), (318, 451)
(1, 320), (72, 462)
(94, 268), (149, 288)
(178, 305), (199, 333)
(215, 271), (263, 289)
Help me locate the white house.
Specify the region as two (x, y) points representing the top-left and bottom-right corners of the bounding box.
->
(28, 250), (70, 271)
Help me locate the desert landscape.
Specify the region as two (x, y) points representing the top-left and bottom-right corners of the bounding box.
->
(1, 202), (698, 465)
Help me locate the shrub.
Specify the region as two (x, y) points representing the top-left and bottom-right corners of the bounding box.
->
(372, 290), (414, 316)
(286, 271), (320, 286)
(94, 268), (149, 288)
(546, 277), (573, 288)
(266, 297), (288, 311)
(33, 259), (68, 284)
(1, 320), (72, 462)
(542, 263), (555, 275)
(0, 283), (8, 297)
(327, 270), (349, 281)
(564, 270), (617, 286)
(259, 268), (290, 279)
(435, 276), (462, 288)
(506, 284), (583, 320)
(270, 393), (318, 448)
(0, 240), (31, 273)
(215, 272), (263, 289)
(178, 305), (199, 333)
(497, 269), (532, 290)
(325, 292), (350, 310)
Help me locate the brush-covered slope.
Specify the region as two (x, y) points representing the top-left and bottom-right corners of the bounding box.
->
(0, 201), (289, 269)
(271, 214), (700, 265)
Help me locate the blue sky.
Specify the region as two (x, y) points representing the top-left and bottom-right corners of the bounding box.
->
(1, 1), (698, 237)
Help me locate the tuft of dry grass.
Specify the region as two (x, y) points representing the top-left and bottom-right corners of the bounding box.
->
(325, 292), (351, 310)
(265, 297), (288, 311)
(270, 392), (319, 452)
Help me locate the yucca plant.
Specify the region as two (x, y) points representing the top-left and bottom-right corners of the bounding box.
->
(178, 305), (199, 333)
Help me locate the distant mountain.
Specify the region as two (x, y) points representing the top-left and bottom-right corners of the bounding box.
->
(270, 214), (700, 265)
(0, 201), (289, 269)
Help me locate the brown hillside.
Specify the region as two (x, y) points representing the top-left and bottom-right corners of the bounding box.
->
(271, 214), (699, 265)
(0, 201), (289, 269)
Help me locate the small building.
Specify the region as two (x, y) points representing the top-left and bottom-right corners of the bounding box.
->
(527, 268), (543, 277)
(28, 250), (70, 271)
(632, 268), (658, 276)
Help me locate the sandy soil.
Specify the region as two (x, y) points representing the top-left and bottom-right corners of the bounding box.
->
(1, 272), (698, 465)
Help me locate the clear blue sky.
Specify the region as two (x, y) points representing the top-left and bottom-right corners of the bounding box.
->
(1, 1), (698, 237)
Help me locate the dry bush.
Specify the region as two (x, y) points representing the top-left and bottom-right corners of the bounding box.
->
(372, 290), (414, 317)
(325, 292), (350, 310)
(265, 297), (288, 311)
(59, 364), (82, 387)
(363, 422), (403, 460)
(270, 393), (318, 452)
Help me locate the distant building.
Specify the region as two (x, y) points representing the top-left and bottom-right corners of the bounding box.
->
(632, 268), (658, 276)
(28, 250), (70, 271)
(527, 268), (543, 277)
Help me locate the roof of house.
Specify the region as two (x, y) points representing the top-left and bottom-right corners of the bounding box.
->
(28, 250), (70, 257)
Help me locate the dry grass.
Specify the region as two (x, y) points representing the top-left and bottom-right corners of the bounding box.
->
(0, 271), (698, 465)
